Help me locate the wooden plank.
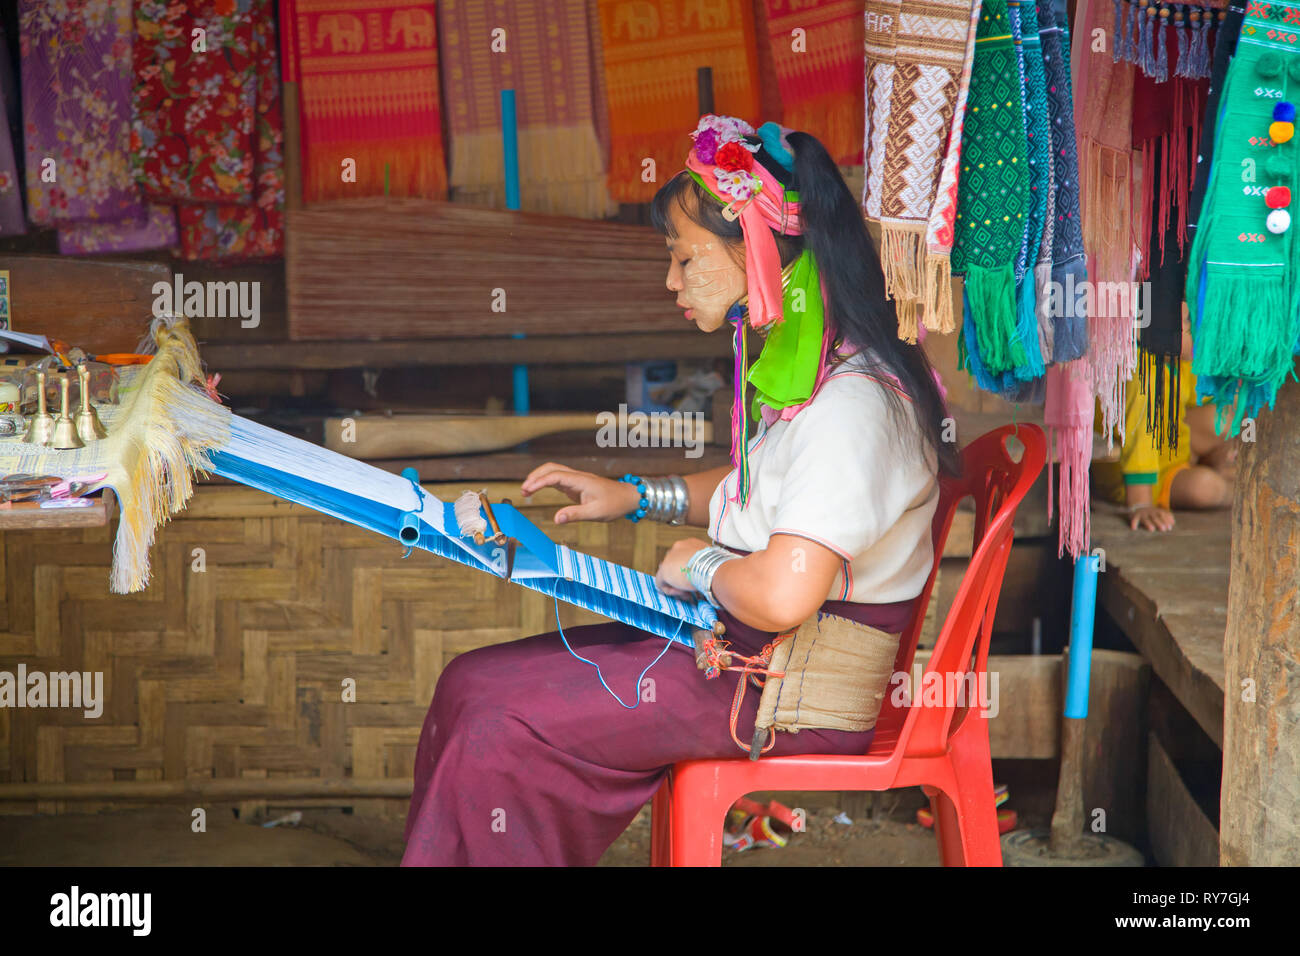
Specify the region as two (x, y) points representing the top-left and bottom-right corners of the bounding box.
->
(0, 499), (109, 530)
(1148, 730), (1220, 867)
(4, 256), (168, 354)
(1221, 382), (1300, 866)
(201, 332), (731, 369)
(1091, 505), (1228, 748)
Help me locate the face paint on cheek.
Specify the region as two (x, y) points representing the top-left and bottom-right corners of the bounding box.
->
(681, 242), (746, 324)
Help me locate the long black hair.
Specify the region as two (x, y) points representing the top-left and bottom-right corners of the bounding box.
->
(650, 129), (962, 479)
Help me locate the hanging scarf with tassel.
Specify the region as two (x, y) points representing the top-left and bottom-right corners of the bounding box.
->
(1073, 0), (1138, 447)
(922, 0), (983, 339)
(1184, 0), (1300, 434)
(1039, 0), (1089, 363)
(1128, 7), (1210, 447)
(877, 0), (977, 341)
(951, 0), (1031, 381)
(1007, 0), (1051, 384)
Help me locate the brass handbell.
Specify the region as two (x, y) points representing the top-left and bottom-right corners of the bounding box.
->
(50, 375), (84, 450)
(21, 370), (55, 445)
(75, 364), (107, 442)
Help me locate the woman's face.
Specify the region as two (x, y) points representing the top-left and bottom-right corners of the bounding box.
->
(663, 201), (746, 333)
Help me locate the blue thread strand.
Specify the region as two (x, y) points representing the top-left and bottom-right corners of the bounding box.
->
(553, 595), (681, 709)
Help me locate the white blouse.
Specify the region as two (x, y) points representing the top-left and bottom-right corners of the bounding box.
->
(708, 351), (940, 604)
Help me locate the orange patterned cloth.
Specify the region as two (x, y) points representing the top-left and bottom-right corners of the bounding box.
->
(440, 0), (614, 218)
(596, 0), (759, 203)
(291, 0), (447, 202)
(759, 0), (863, 167)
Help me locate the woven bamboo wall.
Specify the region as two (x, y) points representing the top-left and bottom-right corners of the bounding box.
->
(0, 483), (701, 816)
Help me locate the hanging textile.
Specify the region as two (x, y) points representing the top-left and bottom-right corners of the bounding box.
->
(862, 0), (902, 225)
(177, 11), (285, 261)
(57, 205), (178, 255)
(1187, 4), (1246, 240)
(0, 18), (24, 236)
(18, 0), (144, 226)
(759, 1), (863, 168)
(1072, 0), (1138, 448)
(875, 0), (977, 340)
(1007, 0), (1050, 382)
(921, 0), (982, 338)
(291, 0), (447, 202)
(1128, 9), (1212, 448)
(440, 0), (614, 218)
(951, 0), (1031, 379)
(1045, 359), (1093, 556)
(596, 0), (758, 204)
(132, 0), (261, 204)
(1184, 0), (1300, 434)
(1039, 0), (1088, 363)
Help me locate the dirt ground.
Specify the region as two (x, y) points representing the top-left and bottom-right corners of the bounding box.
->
(0, 775), (1057, 866)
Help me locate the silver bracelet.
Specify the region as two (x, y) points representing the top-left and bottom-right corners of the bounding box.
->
(642, 475), (689, 525)
(685, 545), (739, 607)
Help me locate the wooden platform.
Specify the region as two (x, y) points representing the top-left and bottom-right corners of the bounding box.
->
(1090, 503), (1230, 747)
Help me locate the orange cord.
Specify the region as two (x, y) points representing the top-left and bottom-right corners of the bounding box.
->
(715, 633), (794, 756)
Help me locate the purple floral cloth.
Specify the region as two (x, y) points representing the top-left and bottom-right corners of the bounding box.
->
(57, 203), (177, 255)
(19, 0), (145, 226)
(0, 20), (25, 235)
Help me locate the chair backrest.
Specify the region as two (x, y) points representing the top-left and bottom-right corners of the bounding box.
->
(874, 424), (1046, 757)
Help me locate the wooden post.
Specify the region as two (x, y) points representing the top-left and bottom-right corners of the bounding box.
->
(1221, 378), (1300, 865)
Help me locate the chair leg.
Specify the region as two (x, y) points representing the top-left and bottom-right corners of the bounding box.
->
(925, 786), (967, 866)
(925, 718), (1002, 866)
(668, 765), (731, 866)
(947, 720), (1002, 866)
(650, 778), (671, 867)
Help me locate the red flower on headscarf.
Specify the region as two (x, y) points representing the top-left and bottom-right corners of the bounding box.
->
(714, 141), (753, 173)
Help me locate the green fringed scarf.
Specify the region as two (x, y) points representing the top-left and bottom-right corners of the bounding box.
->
(951, 0), (1032, 378)
(687, 170), (827, 415)
(1185, 4), (1300, 435)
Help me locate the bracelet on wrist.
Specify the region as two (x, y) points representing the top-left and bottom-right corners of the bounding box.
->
(620, 474), (689, 525)
(685, 545), (739, 607)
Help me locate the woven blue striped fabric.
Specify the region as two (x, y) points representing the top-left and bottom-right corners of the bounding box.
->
(207, 415), (714, 648)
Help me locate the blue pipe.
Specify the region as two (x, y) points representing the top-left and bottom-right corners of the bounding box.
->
(501, 90), (529, 414)
(1063, 552), (1100, 719)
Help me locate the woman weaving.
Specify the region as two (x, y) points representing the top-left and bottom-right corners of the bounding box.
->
(403, 116), (960, 866)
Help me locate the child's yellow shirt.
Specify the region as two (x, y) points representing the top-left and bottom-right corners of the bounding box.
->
(1091, 359), (1196, 505)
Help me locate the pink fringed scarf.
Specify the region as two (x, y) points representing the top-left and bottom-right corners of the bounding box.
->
(1073, 0), (1138, 444)
(1045, 359), (1094, 558)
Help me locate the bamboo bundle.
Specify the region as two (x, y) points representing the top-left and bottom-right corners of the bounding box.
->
(287, 199), (687, 341)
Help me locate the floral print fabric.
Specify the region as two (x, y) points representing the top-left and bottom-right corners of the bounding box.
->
(131, 0), (259, 203)
(18, 0), (143, 226)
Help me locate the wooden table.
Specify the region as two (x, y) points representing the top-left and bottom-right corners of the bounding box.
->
(1089, 503), (1229, 747)
(0, 491), (115, 530)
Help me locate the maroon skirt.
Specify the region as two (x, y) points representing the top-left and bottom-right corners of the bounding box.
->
(401, 597), (915, 866)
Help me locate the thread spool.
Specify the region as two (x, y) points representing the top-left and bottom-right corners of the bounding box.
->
(455, 489), (488, 544)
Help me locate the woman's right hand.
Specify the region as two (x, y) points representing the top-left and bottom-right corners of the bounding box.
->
(520, 463), (641, 525)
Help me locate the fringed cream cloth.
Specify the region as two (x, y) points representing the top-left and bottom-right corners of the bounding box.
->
(756, 614), (901, 735)
(0, 319), (230, 593)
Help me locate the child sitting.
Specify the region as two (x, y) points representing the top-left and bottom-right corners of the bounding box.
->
(1092, 306), (1237, 532)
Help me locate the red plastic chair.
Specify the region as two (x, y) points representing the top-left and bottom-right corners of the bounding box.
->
(649, 423), (1046, 866)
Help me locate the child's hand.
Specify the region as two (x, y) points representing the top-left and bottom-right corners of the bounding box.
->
(1129, 504), (1175, 532)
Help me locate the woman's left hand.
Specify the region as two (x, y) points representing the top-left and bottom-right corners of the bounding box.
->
(654, 537), (712, 599)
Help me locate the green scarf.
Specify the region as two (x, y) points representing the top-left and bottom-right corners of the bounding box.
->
(748, 247), (825, 415)
(687, 171), (827, 416)
(950, 0), (1031, 377)
(1185, 9), (1300, 435)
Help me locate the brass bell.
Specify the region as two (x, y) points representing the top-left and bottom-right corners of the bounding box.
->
(49, 374), (84, 450)
(75, 364), (107, 442)
(21, 369), (55, 446)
